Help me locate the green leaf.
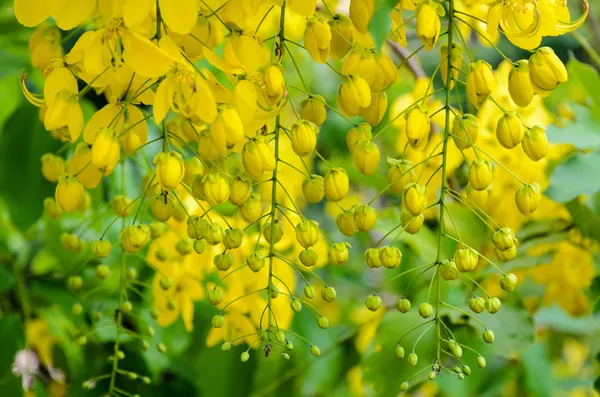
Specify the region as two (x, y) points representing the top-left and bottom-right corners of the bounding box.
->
(0, 264), (15, 293)
(0, 314), (24, 396)
(545, 150), (600, 203)
(564, 197), (600, 244)
(535, 305), (598, 334)
(476, 303), (534, 359)
(369, 2), (393, 51)
(0, 104), (60, 231)
(565, 59), (600, 112)
(546, 105), (600, 150)
(521, 343), (555, 397)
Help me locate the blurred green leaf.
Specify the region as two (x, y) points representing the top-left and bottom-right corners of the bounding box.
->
(545, 151), (600, 203)
(522, 343), (555, 397)
(564, 197), (600, 244)
(369, 3), (393, 51)
(546, 105), (600, 150)
(0, 104), (60, 231)
(0, 313), (24, 395)
(0, 265), (15, 293)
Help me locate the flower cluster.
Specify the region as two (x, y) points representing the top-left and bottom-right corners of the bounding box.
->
(14, 0), (588, 395)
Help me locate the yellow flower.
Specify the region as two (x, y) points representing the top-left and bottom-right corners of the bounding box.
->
(55, 173), (84, 213)
(416, 1), (443, 50)
(14, 0), (97, 30)
(349, 0), (374, 33)
(304, 17), (332, 64)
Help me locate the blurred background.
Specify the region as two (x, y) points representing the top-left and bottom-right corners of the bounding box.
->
(0, 0), (599, 396)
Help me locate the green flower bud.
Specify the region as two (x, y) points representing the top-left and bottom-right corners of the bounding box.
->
(397, 298), (411, 313)
(364, 248), (382, 268)
(408, 352), (418, 366)
(454, 247), (478, 272)
(476, 355), (487, 368)
(500, 273), (518, 292)
(95, 264), (109, 279)
(157, 343), (167, 353)
(439, 259), (458, 281)
(223, 228), (244, 249)
(329, 242), (350, 265)
(205, 223), (224, 245)
(463, 365), (471, 376)
(522, 126), (548, 162)
(291, 299), (303, 313)
(419, 302), (433, 318)
(221, 342), (232, 351)
(400, 382), (409, 391)
(241, 352), (250, 362)
(176, 238), (193, 255)
(72, 303), (83, 316)
(193, 239), (206, 254)
(483, 329), (495, 344)
(401, 209), (424, 235)
(492, 227), (516, 251)
(321, 286), (337, 302)
(496, 245), (517, 262)
(468, 158), (493, 191)
(68, 276), (83, 291)
(428, 371), (437, 380)
(263, 220), (284, 244)
(304, 284), (316, 299)
(208, 289), (223, 305)
(229, 175), (252, 206)
(214, 253), (233, 271)
(387, 158), (416, 194)
(160, 276), (173, 290)
(469, 297), (486, 313)
(485, 297), (501, 314)
(515, 182), (541, 216)
(246, 252), (266, 272)
(317, 316), (329, 329)
(299, 249), (319, 267)
(310, 345), (321, 357)
(395, 345), (405, 359)
(365, 295), (383, 312)
(337, 208), (358, 237)
(452, 114), (479, 150)
(302, 175), (325, 204)
(212, 314), (225, 328)
(295, 220), (320, 248)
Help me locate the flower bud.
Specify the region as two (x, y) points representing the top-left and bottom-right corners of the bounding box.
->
(400, 382), (409, 391)
(205, 222), (224, 245)
(214, 253), (233, 271)
(515, 183), (541, 216)
(466, 60), (495, 108)
(468, 159), (493, 191)
(242, 138), (275, 180)
(304, 285), (316, 299)
(477, 356), (487, 368)
(302, 175), (325, 203)
(91, 128), (120, 175)
(496, 245), (516, 262)
(338, 74), (371, 117)
(44, 197), (62, 219)
(317, 316), (329, 329)
(403, 183), (428, 216)
(212, 315), (224, 328)
(263, 220), (284, 244)
(264, 63), (285, 103)
(465, 183), (488, 207)
(485, 297), (501, 314)
(291, 298), (303, 313)
(397, 298), (411, 313)
(151, 194), (174, 222)
(176, 238), (193, 255)
(452, 114), (479, 150)
(401, 209), (424, 235)
(508, 60), (535, 107)
(183, 157), (204, 186)
(353, 204), (377, 232)
(378, 246), (402, 269)
(324, 168), (349, 202)
(469, 297), (486, 313)
(193, 240), (205, 254)
(92, 240), (112, 259)
(337, 208), (358, 236)
(329, 242), (350, 265)
(349, 0), (374, 33)
(364, 248), (382, 268)
(360, 91), (387, 126)
(353, 139), (380, 176)
(329, 14), (354, 60)
(529, 47), (568, 97)
(454, 247), (478, 272)
(496, 112), (524, 149)
(224, 228), (244, 249)
(408, 353), (418, 367)
(483, 329), (495, 344)
(239, 193), (263, 223)
(295, 220), (320, 248)
(346, 123), (373, 153)
(419, 302), (433, 318)
(321, 286), (337, 302)
(440, 259), (458, 281)
(522, 126), (548, 161)
(492, 227), (516, 251)
(55, 174), (84, 213)
(299, 249), (319, 267)
(246, 252), (266, 272)
(150, 222), (165, 238)
(120, 225), (150, 253)
(229, 175), (252, 206)
(291, 119), (318, 157)
(365, 295), (382, 312)
(112, 195), (132, 217)
(416, 1), (442, 50)
(203, 172), (230, 206)
(310, 345), (321, 357)
(387, 159), (416, 193)
(405, 106), (431, 145)
(208, 289), (223, 305)
(197, 130), (223, 162)
(41, 153), (66, 182)
(300, 96), (327, 125)
(439, 42), (463, 89)
(187, 216), (209, 240)
(153, 152), (185, 191)
(304, 17), (331, 63)
(500, 273), (518, 292)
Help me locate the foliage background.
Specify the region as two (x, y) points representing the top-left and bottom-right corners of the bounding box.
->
(0, 0), (599, 396)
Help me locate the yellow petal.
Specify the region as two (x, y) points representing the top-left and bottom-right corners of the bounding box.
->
(122, 31), (174, 78)
(158, 0), (197, 35)
(52, 0), (97, 30)
(195, 78), (217, 123)
(14, 0), (50, 27)
(44, 67), (78, 100)
(123, 0), (153, 28)
(153, 76), (175, 124)
(204, 48), (245, 75)
(84, 104), (121, 144)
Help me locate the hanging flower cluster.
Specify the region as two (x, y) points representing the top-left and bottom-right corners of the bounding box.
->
(14, 0), (587, 394)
